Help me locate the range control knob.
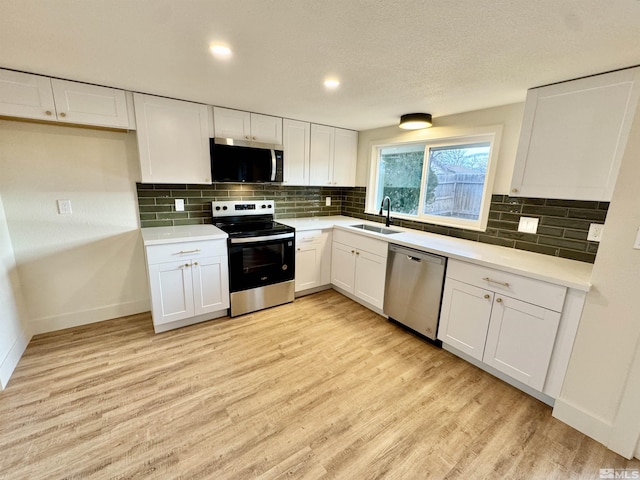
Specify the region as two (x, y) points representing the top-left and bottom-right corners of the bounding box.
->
(215, 206), (221, 211)
(261, 204), (266, 209)
(222, 206), (228, 210)
(268, 204), (272, 208)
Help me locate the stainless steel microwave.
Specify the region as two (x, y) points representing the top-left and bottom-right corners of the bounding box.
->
(210, 137), (284, 183)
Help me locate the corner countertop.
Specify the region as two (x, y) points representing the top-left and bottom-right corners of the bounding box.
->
(141, 224), (228, 246)
(277, 216), (593, 291)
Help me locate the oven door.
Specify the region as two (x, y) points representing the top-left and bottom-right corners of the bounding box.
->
(228, 232), (295, 292)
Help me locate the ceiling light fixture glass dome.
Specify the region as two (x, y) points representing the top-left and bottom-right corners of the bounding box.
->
(399, 113), (432, 129)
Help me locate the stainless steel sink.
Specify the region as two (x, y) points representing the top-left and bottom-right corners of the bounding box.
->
(349, 224), (401, 235)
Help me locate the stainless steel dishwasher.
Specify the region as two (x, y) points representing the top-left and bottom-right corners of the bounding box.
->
(384, 244), (447, 342)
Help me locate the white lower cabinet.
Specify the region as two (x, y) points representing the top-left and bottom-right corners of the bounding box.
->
(295, 230), (332, 293)
(438, 259), (566, 394)
(331, 229), (387, 310)
(145, 239), (229, 332)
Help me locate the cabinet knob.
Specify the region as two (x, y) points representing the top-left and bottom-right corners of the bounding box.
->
(511, 188), (519, 193)
(297, 248), (301, 251)
(59, 112), (67, 118)
(484, 294), (490, 299)
(351, 250), (355, 254)
(184, 263), (190, 267)
(193, 262), (198, 266)
(496, 298), (503, 303)
(355, 251), (360, 255)
(45, 110), (53, 116)
(252, 136), (257, 140)
(245, 135), (250, 140)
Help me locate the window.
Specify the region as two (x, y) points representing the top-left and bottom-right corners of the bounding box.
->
(367, 127), (501, 231)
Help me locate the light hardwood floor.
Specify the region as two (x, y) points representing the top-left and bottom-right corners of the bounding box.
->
(1, 290), (639, 479)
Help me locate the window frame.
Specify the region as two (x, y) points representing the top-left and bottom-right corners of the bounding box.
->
(366, 125), (503, 232)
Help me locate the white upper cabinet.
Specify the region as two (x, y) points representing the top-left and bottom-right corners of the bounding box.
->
(250, 113), (283, 144)
(0, 69), (55, 120)
(213, 107), (250, 139)
(50, 79), (130, 129)
(213, 107), (283, 144)
(283, 118), (311, 185)
(511, 67), (640, 201)
(309, 124), (357, 187)
(134, 93), (212, 184)
(0, 69), (132, 129)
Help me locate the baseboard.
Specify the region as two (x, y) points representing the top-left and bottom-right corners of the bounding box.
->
(0, 329), (31, 389)
(552, 397), (612, 446)
(153, 309), (228, 333)
(29, 298), (150, 335)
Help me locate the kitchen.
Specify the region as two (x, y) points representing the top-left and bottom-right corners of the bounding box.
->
(1, 1), (640, 478)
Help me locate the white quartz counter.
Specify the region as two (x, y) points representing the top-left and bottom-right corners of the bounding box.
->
(141, 224), (228, 246)
(277, 216), (593, 291)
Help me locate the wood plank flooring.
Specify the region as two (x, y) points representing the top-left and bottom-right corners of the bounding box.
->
(1, 290), (639, 479)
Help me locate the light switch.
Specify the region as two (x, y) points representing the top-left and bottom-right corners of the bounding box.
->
(57, 199), (72, 215)
(518, 217), (539, 234)
(175, 199), (185, 212)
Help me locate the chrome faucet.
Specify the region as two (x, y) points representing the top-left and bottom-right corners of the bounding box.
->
(379, 196), (392, 227)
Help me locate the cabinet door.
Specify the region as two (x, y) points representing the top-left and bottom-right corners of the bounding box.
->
(309, 123), (334, 186)
(331, 241), (356, 293)
(0, 69), (56, 121)
(148, 261), (195, 325)
(50, 79), (130, 129)
(438, 279), (493, 361)
(353, 250), (386, 309)
(511, 67), (640, 201)
(134, 93), (212, 184)
(283, 119), (310, 185)
(332, 128), (357, 187)
(213, 107), (251, 139)
(295, 243), (321, 292)
(483, 295), (561, 391)
(192, 255), (230, 315)
(250, 113), (283, 144)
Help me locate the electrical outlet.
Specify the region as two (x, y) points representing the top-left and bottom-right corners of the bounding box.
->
(518, 217), (539, 234)
(633, 227), (640, 250)
(325, 197), (331, 206)
(588, 223), (604, 242)
(175, 199), (185, 212)
(57, 199), (72, 215)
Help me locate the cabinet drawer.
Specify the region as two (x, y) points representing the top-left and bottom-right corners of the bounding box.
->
(333, 229), (388, 257)
(296, 229), (324, 244)
(447, 259), (566, 312)
(145, 239), (227, 265)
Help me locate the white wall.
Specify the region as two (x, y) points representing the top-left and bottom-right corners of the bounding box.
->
(355, 103), (525, 193)
(0, 192), (30, 388)
(553, 101), (640, 459)
(0, 120), (149, 335)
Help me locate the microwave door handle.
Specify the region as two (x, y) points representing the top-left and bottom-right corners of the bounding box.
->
(270, 149), (276, 181)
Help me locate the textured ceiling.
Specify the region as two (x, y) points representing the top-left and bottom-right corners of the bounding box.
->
(1, 0), (640, 130)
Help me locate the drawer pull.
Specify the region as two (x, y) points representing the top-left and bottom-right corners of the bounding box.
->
(482, 277), (510, 288)
(177, 249), (201, 255)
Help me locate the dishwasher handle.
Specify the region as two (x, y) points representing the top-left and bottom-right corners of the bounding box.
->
(389, 244), (446, 266)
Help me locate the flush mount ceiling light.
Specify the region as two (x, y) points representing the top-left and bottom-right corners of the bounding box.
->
(324, 78), (340, 89)
(209, 44), (232, 59)
(399, 113), (432, 130)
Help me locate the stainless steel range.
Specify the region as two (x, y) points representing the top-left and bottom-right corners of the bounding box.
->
(212, 200), (295, 317)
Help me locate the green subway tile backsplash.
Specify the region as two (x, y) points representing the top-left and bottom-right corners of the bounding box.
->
(137, 184), (606, 263)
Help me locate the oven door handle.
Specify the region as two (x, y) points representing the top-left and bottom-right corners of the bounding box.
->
(270, 149), (277, 181)
(230, 232), (294, 244)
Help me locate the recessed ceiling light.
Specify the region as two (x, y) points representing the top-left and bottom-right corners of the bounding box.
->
(209, 44), (232, 58)
(324, 79), (340, 89)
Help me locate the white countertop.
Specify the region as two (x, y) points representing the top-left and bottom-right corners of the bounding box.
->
(277, 216), (593, 291)
(141, 224), (228, 245)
